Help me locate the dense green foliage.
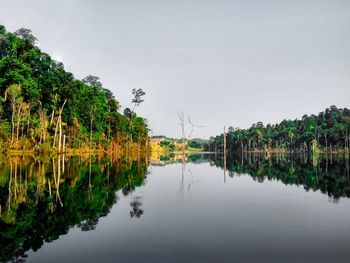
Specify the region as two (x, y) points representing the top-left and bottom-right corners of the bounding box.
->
(187, 138), (207, 149)
(0, 25), (148, 151)
(152, 136), (207, 152)
(205, 106), (350, 154)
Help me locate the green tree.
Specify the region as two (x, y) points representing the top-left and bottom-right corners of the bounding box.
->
(4, 84), (22, 143)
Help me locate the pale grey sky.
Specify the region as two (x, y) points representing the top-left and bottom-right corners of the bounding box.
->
(1, 0), (349, 138)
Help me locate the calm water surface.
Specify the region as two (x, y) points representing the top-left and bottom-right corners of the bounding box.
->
(1, 154), (350, 262)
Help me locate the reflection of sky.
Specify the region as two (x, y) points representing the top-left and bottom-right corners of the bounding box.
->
(1, 0), (349, 138)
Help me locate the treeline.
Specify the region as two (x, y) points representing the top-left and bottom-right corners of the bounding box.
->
(0, 25), (148, 153)
(158, 137), (206, 150)
(205, 106), (350, 154)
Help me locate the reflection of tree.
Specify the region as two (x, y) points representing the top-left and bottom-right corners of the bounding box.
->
(78, 218), (99, 231)
(173, 154), (209, 196)
(122, 175), (135, 196)
(12, 245), (27, 263)
(129, 197), (143, 218)
(0, 156), (149, 262)
(122, 162), (148, 197)
(210, 153), (350, 200)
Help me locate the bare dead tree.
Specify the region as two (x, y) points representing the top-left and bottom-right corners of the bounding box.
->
(188, 116), (205, 138)
(178, 112), (205, 154)
(178, 111), (186, 154)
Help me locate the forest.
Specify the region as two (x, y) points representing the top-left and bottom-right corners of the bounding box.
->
(0, 25), (149, 154)
(205, 106), (350, 155)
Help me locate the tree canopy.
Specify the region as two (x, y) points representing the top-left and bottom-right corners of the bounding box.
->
(0, 25), (149, 151)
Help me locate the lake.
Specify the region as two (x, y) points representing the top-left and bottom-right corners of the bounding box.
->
(1, 154), (350, 263)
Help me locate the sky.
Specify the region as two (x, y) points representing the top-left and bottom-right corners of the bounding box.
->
(0, 0), (349, 138)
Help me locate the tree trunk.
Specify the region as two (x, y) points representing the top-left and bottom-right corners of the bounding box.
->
(137, 131), (141, 153)
(223, 126), (227, 184)
(53, 119), (59, 147)
(108, 117), (111, 141)
(11, 103), (15, 143)
(58, 116), (62, 153)
(50, 109), (55, 125)
(58, 100), (67, 153)
(21, 122), (24, 138)
(27, 105), (30, 136)
(63, 134), (66, 153)
(241, 140), (244, 165)
(16, 104), (22, 142)
(90, 118), (93, 150)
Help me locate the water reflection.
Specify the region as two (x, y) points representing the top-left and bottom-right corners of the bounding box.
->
(208, 153), (350, 200)
(130, 197), (144, 219)
(150, 153), (350, 200)
(0, 153), (349, 262)
(0, 155), (149, 263)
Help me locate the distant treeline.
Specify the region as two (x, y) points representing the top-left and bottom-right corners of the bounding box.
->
(151, 136), (207, 151)
(0, 25), (148, 153)
(204, 106), (350, 154)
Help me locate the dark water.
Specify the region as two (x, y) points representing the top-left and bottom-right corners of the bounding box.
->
(1, 154), (350, 263)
